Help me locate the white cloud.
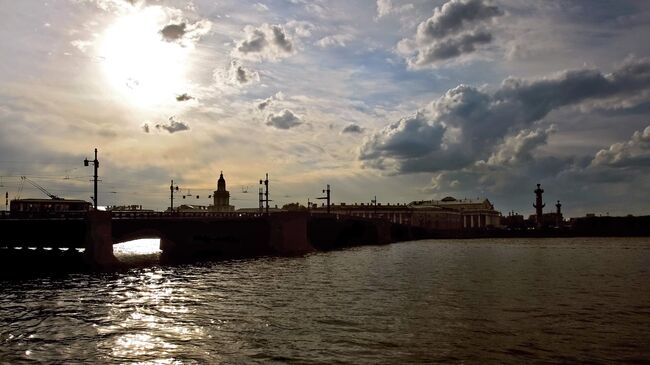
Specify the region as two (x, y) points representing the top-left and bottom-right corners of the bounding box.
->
(266, 109), (302, 129)
(591, 126), (650, 167)
(376, 0), (414, 19)
(253, 3), (269, 12)
(316, 34), (354, 48)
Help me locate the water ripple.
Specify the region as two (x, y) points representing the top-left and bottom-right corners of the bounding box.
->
(1, 237), (649, 363)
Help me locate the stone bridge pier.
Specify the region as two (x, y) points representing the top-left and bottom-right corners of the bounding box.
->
(84, 211), (119, 269)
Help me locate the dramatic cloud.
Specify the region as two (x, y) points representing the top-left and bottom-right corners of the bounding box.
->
(266, 109), (302, 129)
(416, 0), (502, 41)
(360, 58), (650, 173)
(341, 124), (364, 134)
(176, 93), (193, 102)
(591, 126), (650, 168)
(410, 30), (492, 65)
(155, 116), (190, 133)
(398, 0), (503, 67)
(232, 23), (294, 61)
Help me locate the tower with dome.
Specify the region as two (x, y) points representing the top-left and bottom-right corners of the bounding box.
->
(210, 171), (235, 212)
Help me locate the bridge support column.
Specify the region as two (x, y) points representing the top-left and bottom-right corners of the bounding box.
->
(268, 212), (314, 255)
(84, 211), (119, 269)
(375, 220), (393, 245)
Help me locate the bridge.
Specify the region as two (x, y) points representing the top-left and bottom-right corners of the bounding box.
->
(0, 211), (408, 269)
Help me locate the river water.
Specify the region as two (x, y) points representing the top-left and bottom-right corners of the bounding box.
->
(1, 237), (649, 364)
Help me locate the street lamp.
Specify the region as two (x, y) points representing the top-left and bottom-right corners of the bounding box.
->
(83, 148), (99, 210)
(259, 173), (269, 215)
(318, 184), (331, 214)
(170, 180), (179, 212)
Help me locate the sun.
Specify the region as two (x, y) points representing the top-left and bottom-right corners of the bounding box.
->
(99, 7), (191, 108)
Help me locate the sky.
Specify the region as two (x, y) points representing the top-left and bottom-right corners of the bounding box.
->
(0, 0), (649, 217)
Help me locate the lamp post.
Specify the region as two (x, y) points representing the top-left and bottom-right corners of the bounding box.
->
(259, 173), (269, 215)
(170, 180), (179, 212)
(83, 148), (99, 210)
(318, 184), (330, 214)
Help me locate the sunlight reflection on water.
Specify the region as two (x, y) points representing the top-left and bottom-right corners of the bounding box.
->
(100, 267), (205, 363)
(114, 239), (161, 256)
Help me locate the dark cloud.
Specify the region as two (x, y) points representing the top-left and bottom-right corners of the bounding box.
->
(266, 109), (302, 129)
(341, 124), (364, 134)
(270, 25), (293, 52)
(176, 93), (193, 102)
(416, 0), (503, 41)
(236, 64), (252, 83)
(160, 23), (186, 42)
(412, 30), (492, 65)
(155, 116), (190, 133)
(230, 59), (259, 85)
(399, 0), (503, 67)
(257, 97), (273, 110)
(142, 123), (150, 133)
(158, 20), (211, 45)
(233, 24), (294, 61)
(360, 58), (650, 173)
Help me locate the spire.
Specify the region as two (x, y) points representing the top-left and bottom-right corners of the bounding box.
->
(217, 171), (226, 191)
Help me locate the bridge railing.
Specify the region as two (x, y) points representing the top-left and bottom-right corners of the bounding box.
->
(110, 211), (267, 219)
(0, 211), (88, 220)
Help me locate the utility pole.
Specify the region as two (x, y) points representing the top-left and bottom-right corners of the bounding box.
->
(5, 192), (7, 212)
(259, 173), (269, 215)
(258, 187), (264, 213)
(170, 180), (179, 212)
(318, 184), (331, 214)
(84, 148), (99, 210)
(372, 195), (377, 218)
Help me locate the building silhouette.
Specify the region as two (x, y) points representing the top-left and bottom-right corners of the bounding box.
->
(534, 184), (545, 228)
(312, 196), (501, 230)
(210, 171), (234, 212)
(410, 197), (501, 229)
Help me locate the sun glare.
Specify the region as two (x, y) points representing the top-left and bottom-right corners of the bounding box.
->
(99, 7), (191, 108)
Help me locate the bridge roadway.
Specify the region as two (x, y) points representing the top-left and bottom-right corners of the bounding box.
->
(0, 211), (404, 268)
